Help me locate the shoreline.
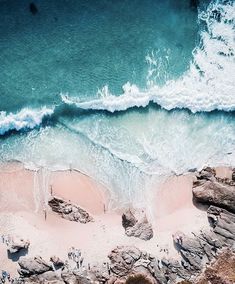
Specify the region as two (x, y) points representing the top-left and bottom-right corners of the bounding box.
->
(0, 161), (234, 282)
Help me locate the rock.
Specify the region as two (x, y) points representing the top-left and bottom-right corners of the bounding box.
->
(61, 268), (97, 284)
(190, 0), (199, 10)
(61, 270), (78, 284)
(6, 235), (30, 254)
(108, 246), (142, 277)
(125, 218), (153, 241)
(195, 249), (235, 284)
(18, 256), (52, 277)
(50, 256), (64, 268)
(173, 231), (207, 272)
(125, 272), (158, 284)
(29, 2), (38, 15)
(108, 246), (161, 283)
(25, 271), (64, 283)
(207, 206), (235, 242)
(48, 196), (93, 223)
(122, 210), (137, 229)
(195, 167), (216, 181)
(122, 210), (153, 241)
(193, 168), (235, 213)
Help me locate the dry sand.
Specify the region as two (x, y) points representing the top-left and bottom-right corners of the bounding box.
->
(0, 162), (223, 277)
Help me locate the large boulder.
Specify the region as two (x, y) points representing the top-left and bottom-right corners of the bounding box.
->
(193, 168), (235, 213)
(48, 196), (93, 223)
(125, 218), (153, 241)
(18, 256), (52, 277)
(122, 210), (153, 241)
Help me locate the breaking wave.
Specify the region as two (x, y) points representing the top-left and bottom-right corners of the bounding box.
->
(61, 0), (235, 113)
(0, 107), (54, 135)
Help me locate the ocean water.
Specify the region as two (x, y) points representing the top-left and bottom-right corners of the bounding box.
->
(0, 0), (234, 206)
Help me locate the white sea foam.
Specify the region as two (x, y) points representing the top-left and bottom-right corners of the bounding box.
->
(62, 0), (235, 113)
(0, 107), (54, 135)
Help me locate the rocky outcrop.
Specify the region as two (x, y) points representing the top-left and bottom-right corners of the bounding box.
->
(122, 210), (153, 240)
(18, 256), (52, 277)
(48, 196), (93, 223)
(193, 167), (235, 213)
(6, 235), (30, 254)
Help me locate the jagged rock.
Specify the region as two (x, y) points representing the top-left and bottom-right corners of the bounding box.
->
(50, 256), (64, 268)
(108, 246), (160, 283)
(193, 168), (235, 213)
(122, 210), (137, 229)
(61, 268), (99, 284)
(207, 206), (235, 242)
(48, 196), (93, 223)
(18, 256), (52, 277)
(198, 230), (223, 250)
(122, 210), (153, 241)
(125, 219), (153, 241)
(108, 246), (142, 277)
(61, 270), (78, 284)
(6, 235), (30, 254)
(195, 167), (216, 181)
(173, 232), (207, 272)
(195, 249), (235, 284)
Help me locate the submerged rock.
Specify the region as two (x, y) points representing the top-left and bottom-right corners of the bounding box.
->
(48, 196), (94, 223)
(29, 3), (38, 15)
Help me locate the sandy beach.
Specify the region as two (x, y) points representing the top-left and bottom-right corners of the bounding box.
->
(0, 161), (218, 279)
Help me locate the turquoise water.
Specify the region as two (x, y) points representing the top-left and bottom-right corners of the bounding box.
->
(0, 0), (234, 206)
(0, 0), (198, 111)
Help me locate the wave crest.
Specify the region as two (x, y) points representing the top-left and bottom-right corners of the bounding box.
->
(0, 107), (54, 135)
(61, 0), (235, 113)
